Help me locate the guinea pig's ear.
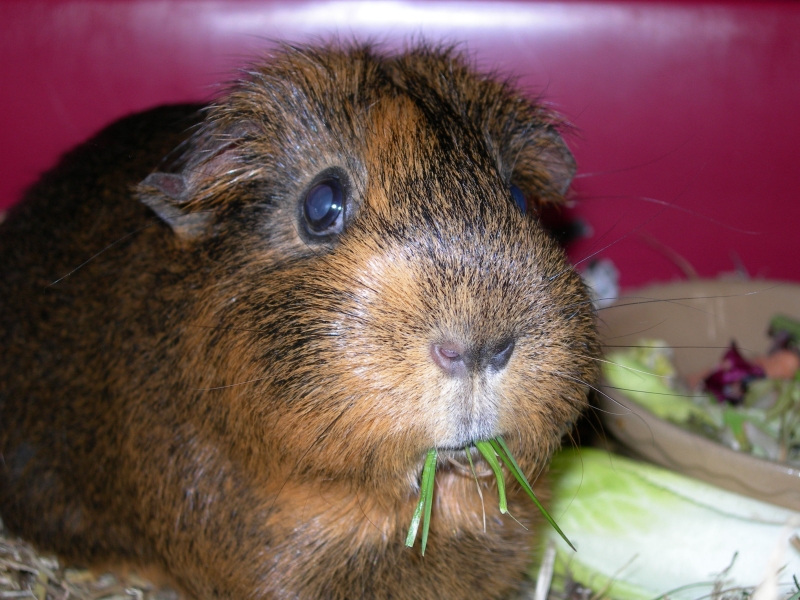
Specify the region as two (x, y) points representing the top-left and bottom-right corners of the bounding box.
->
(539, 129), (576, 199)
(137, 172), (212, 241)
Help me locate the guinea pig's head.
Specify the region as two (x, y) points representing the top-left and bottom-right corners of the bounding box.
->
(139, 43), (599, 498)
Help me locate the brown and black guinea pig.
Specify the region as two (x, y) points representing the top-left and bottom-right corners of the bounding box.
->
(0, 43), (599, 599)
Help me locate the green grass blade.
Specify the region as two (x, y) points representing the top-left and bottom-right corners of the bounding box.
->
(420, 448), (437, 556)
(406, 448), (436, 548)
(405, 483), (426, 547)
(474, 440), (507, 514)
(406, 439), (575, 555)
(491, 437), (576, 551)
(492, 437), (525, 478)
(406, 448), (438, 550)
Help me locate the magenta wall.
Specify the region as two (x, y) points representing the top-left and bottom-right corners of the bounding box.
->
(3, 1), (799, 287)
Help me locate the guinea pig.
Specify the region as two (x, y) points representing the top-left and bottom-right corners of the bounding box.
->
(0, 43), (599, 599)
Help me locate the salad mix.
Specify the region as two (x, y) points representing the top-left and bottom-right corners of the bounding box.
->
(604, 315), (800, 465)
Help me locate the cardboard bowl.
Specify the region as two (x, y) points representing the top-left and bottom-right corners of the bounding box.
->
(598, 279), (800, 511)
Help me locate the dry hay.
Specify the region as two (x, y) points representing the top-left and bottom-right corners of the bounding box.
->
(0, 518), (179, 600)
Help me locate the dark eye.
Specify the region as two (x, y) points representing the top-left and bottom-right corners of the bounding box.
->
(304, 178), (343, 234)
(510, 184), (527, 214)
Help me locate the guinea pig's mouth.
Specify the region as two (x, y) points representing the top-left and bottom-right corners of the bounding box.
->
(432, 447), (494, 479)
(417, 441), (576, 556)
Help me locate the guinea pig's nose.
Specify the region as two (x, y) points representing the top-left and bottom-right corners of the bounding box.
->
(430, 338), (515, 377)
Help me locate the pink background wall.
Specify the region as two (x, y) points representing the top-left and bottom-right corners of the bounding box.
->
(3, 0), (799, 287)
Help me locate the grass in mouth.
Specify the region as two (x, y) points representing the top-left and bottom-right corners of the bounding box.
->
(405, 436), (575, 555)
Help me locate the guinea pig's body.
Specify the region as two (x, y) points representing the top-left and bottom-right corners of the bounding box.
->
(0, 44), (598, 599)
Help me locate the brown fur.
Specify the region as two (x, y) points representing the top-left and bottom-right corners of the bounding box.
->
(0, 43), (599, 599)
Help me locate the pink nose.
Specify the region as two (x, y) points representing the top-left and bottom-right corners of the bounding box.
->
(430, 339), (515, 377)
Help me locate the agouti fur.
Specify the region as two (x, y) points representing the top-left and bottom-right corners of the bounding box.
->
(0, 43), (599, 599)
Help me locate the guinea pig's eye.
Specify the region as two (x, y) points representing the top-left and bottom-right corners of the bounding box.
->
(303, 178), (344, 234)
(509, 184), (527, 214)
